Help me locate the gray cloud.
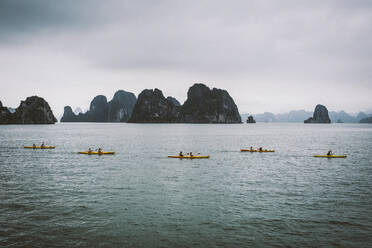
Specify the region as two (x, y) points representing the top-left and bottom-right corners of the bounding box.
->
(0, 0), (371, 116)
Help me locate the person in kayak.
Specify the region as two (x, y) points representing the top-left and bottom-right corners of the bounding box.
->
(41, 142), (45, 148)
(88, 148), (93, 154)
(179, 151), (183, 157)
(327, 150), (333, 156)
(32, 144), (36, 149)
(259, 147), (263, 152)
(250, 146), (253, 151)
(190, 152), (193, 157)
(98, 147), (102, 154)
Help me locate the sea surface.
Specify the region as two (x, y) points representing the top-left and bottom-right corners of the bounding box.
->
(1, 123), (372, 248)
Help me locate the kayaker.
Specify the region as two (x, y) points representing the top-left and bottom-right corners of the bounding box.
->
(190, 152), (193, 157)
(98, 147), (102, 154)
(32, 144), (36, 149)
(327, 150), (333, 156)
(259, 147), (263, 152)
(41, 142), (45, 148)
(88, 148), (92, 154)
(250, 146), (253, 151)
(179, 151), (183, 157)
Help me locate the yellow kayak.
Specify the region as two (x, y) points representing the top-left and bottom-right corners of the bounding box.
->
(241, 149), (275, 152)
(168, 155), (210, 159)
(24, 146), (55, 149)
(78, 151), (115, 155)
(314, 155), (347, 158)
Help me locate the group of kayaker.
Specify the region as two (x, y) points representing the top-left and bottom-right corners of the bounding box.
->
(87, 147), (103, 154)
(32, 142), (45, 148)
(25, 143), (339, 158)
(249, 146), (265, 151)
(179, 151), (199, 157)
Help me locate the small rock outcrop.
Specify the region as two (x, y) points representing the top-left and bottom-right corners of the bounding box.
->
(61, 90), (136, 122)
(304, 104), (331, 124)
(1, 96), (57, 124)
(246, 115), (256, 123)
(359, 117), (372, 123)
(128, 89), (181, 123)
(181, 84), (241, 123)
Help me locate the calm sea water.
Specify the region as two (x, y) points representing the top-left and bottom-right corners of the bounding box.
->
(1, 123), (372, 248)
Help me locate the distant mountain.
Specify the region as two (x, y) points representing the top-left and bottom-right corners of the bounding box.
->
(241, 110), (372, 123)
(276, 110), (312, 122)
(329, 111), (355, 123)
(356, 112), (368, 122)
(360, 116), (372, 123)
(243, 110), (312, 123)
(253, 112), (277, 122)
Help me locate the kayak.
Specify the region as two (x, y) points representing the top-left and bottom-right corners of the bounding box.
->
(168, 155), (210, 159)
(24, 146), (55, 149)
(241, 149), (275, 152)
(78, 151), (115, 155)
(314, 155), (347, 158)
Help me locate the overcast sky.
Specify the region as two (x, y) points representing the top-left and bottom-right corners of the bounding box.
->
(1, 0), (371, 117)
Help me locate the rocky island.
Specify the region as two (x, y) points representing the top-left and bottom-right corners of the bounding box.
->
(246, 115), (256, 123)
(128, 83), (242, 123)
(0, 96), (57, 124)
(304, 104), (331, 123)
(128, 89), (181, 123)
(61, 90), (137, 122)
(181, 84), (241, 123)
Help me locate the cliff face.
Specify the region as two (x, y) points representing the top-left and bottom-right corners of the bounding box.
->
(128, 84), (242, 123)
(128, 89), (181, 123)
(304, 104), (331, 123)
(0, 101), (13, 124)
(108, 90), (137, 122)
(85, 95), (108, 122)
(61, 90), (136, 122)
(0, 96), (57, 124)
(181, 84), (241, 123)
